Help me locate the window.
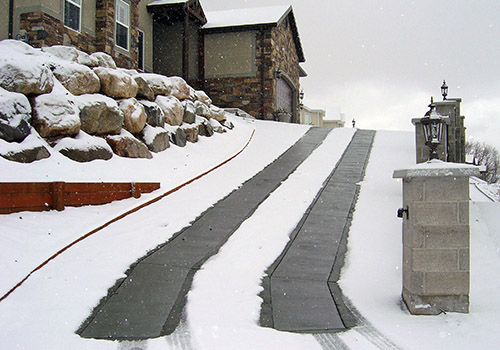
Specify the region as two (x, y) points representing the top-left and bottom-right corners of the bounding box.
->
(138, 30), (144, 71)
(64, 0), (81, 32)
(115, 0), (130, 50)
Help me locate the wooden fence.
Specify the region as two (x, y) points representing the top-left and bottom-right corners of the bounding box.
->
(0, 182), (160, 214)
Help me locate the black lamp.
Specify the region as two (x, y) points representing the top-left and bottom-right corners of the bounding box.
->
(441, 80), (448, 100)
(421, 102), (445, 160)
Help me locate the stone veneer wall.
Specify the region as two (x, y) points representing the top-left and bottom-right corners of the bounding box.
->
(202, 15), (301, 121)
(19, 1), (139, 70)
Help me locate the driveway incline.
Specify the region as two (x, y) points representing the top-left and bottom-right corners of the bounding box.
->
(78, 127), (333, 340)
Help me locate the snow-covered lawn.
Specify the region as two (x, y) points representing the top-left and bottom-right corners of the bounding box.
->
(1, 121), (499, 349)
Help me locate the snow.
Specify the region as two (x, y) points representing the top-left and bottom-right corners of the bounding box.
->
(0, 87), (31, 127)
(54, 130), (112, 153)
(142, 124), (166, 145)
(1, 121), (500, 349)
(393, 159), (483, 178)
(204, 5), (291, 29)
(33, 80), (80, 129)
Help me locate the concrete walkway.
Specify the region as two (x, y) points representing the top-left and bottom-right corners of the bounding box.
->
(259, 129), (376, 332)
(78, 127), (333, 340)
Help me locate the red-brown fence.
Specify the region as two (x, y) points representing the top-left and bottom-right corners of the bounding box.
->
(0, 182), (160, 214)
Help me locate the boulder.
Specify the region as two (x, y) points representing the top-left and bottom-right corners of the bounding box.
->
(194, 100), (211, 118)
(55, 131), (113, 162)
(77, 51), (99, 67)
(52, 62), (101, 96)
(195, 90), (212, 106)
(31, 81), (81, 138)
(76, 94), (123, 135)
(139, 100), (165, 127)
(0, 59), (54, 95)
(183, 100), (196, 124)
(41, 45), (79, 62)
(210, 105), (227, 123)
(106, 130), (152, 159)
(0, 87), (32, 142)
(0, 39), (39, 56)
(170, 76), (192, 100)
(155, 95), (183, 126)
(93, 67), (138, 99)
(138, 73), (172, 96)
(166, 126), (186, 147)
(1, 145), (50, 163)
(197, 117), (214, 137)
(90, 52), (117, 69)
(209, 118), (226, 133)
(119, 98), (147, 134)
(223, 120), (235, 130)
(134, 75), (155, 101)
(182, 124), (199, 143)
(139, 125), (170, 153)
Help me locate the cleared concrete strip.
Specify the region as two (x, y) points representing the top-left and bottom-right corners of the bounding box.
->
(78, 127), (333, 340)
(260, 129), (376, 332)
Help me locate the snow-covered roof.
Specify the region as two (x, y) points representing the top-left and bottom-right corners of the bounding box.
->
(204, 5), (291, 29)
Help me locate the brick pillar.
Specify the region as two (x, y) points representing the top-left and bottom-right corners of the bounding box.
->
(393, 161), (481, 315)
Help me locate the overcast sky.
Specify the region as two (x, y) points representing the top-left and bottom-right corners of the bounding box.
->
(202, 0), (500, 150)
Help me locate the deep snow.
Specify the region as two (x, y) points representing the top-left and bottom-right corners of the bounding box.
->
(0, 119), (499, 349)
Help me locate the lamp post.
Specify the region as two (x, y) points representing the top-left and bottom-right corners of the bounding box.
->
(441, 80), (448, 100)
(421, 102), (445, 160)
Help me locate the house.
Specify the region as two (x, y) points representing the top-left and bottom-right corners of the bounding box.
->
(299, 105), (345, 128)
(2, 1), (306, 122)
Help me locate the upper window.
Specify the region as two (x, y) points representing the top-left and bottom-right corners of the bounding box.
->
(64, 0), (81, 32)
(115, 0), (130, 50)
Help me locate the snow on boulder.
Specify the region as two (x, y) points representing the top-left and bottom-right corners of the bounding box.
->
(0, 87), (32, 142)
(41, 45), (79, 62)
(182, 100), (196, 124)
(0, 130), (50, 163)
(164, 124), (187, 147)
(155, 95), (183, 126)
(90, 52), (117, 69)
(93, 67), (138, 99)
(134, 75), (155, 101)
(119, 98), (147, 134)
(210, 105), (227, 123)
(138, 73), (172, 96)
(77, 50), (99, 67)
(169, 76), (192, 101)
(0, 39), (39, 56)
(194, 100), (211, 118)
(209, 118), (226, 133)
(139, 100), (165, 127)
(31, 80), (80, 138)
(181, 123), (199, 143)
(55, 131), (113, 162)
(194, 90), (212, 106)
(197, 116), (214, 137)
(52, 61), (101, 96)
(105, 129), (152, 159)
(76, 94), (123, 135)
(0, 56), (54, 95)
(139, 124), (170, 153)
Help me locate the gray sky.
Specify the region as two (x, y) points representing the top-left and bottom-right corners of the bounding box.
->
(202, 0), (500, 150)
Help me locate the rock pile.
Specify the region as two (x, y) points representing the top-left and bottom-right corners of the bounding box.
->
(0, 40), (233, 163)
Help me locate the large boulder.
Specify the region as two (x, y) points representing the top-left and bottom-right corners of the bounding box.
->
(41, 45), (79, 62)
(90, 52), (117, 69)
(77, 51), (99, 67)
(139, 125), (170, 153)
(134, 75), (155, 101)
(31, 81), (80, 138)
(76, 94), (123, 135)
(209, 118), (226, 133)
(55, 131), (113, 162)
(197, 117), (214, 137)
(194, 100), (211, 118)
(0, 87), (32, 142)
(0, 132), (50, 163)
(165, 126), (186, 147)
(106, 130), (152, 159)
(52, 62), (101, 96)
(139, 100), (165, 127)
(194, 90), (212, 106)
(182, 124), (199, 143)
(155, 95), (183, 126)
(170, 76), (192, 101)
(0, 59), (54, 95)
(210, 105), (227, 123)
(183, 100), (196, 124)
(138, 73), (172, 96)
(93, 67), (138, 99)
(119, 98), (147, 134)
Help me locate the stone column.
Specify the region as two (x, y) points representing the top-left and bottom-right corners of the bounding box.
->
(393, 160), (481, 315)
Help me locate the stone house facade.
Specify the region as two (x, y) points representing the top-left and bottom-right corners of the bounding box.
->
(3, 1), (306, 121)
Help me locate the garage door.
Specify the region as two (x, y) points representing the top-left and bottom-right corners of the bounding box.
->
(276, 77), (293, 114)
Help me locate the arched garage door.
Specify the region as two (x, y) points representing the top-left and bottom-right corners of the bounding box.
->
(276, 77), (293, 114)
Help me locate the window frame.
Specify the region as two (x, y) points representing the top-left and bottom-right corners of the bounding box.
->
(64, 0), (82, 32)
(115, 0), (130, 51)
(137, 29), (145, 71)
